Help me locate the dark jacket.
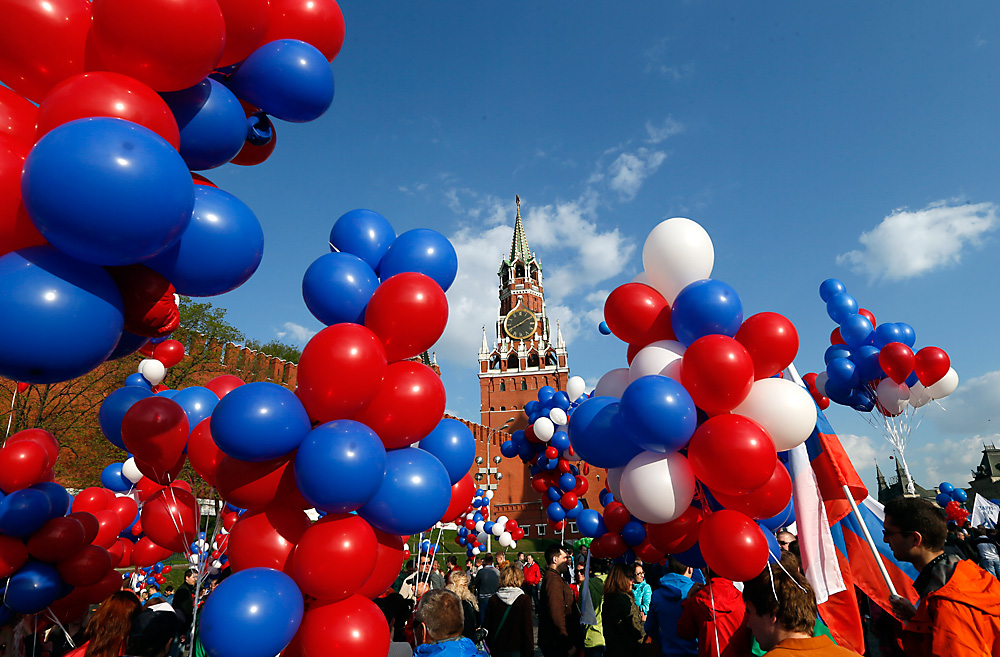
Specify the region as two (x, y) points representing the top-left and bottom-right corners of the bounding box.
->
(646, 572), (698, 656)
(537, 567), (581, 656)
(483, 587), (534, 657)
(602, 591), (645, 657)
(474, 566), (500, 598)
(173, 582), (195, 631)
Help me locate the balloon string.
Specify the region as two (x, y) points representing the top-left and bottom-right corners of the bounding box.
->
(45, 607), (76, 649)
(4, 385), (18, 442)
(709, 582), (720, 657)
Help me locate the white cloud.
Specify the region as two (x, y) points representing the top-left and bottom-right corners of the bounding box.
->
(924, 369), (1000, 436)
(644, 37), (695, 81)
(606, 148), (666, 201)
(645, 117), (685, 144)
(911, 434), (990, 488)
(275, 322), (317, 345)
(836, 200), (998, 281)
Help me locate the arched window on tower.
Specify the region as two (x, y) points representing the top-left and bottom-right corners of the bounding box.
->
(521, 379), (527, 391)
(527, 352), (540, 368)
(499, 380), (505, 391)
(546, 351), (557, 366)
(507, 353), (518, 370)
(490, 354), (500, 370)
(515, 264), (525, 278)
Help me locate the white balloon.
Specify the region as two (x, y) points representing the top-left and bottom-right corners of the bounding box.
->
(815, 372), (829, 397)
(549, 408), (568, 426)
(641, 218), (715, 303)
(926, 367), (959, 399)
(534, 417), (555, 441)
(606, 466), (625, 502)
(138, 358), (166, 385)
(619, 451), (696, 524)
(628, 340), (686, 383)
(485, 490), (495, 500)
(498, 532), (513, 547)
(212, 560), (222, 569)
(475, 520), (486, 533)
(189, 554), (199, 565)
(477, 531), (489, 543)
(908, 381), (932, 408)
(122, 458), (143, 484)
(876, 379), (909, 415)
(495, 515), (509, 528)
(509, 540), (517, 550)
(595, 368), (630, 398)
(733, 378), (817, 451)
(491, 523), (503, 536)
(632, 271), (651, 285)
(567, 376), (587, 401)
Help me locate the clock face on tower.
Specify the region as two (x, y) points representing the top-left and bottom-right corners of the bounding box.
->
(504, 308), (537, 339)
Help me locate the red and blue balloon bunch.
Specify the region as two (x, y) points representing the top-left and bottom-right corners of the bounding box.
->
(563, 218), (813, 582)
(0, 0), (345, 386)
(935, 481), (970, 525)
(455, 487), (525, 556)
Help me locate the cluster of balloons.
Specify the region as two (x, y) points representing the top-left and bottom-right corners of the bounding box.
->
(0, 0), (346, 386)
(0, 428), (125, 620)
(455, 487), (525, 556)
(566, 218), (813, 582)
(499, 379), (591, 532)
(135, 561), (174, 588)
(936, 482), (970, 525)
(807, 279), (959, 417)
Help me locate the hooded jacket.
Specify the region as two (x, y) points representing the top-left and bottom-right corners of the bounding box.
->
(646, 573), (698, 657)
(677, 577), (751, 657)
(413, 636), (487, 657)
(902, 558), (1000, 657)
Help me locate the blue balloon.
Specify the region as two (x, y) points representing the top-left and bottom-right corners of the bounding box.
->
(819, 279), (846, 303)
(30, 482), (71, 518)
(199, 568), (304, 657)
(761, 524), (782, 564)
(896, 323), (916, 348)
(546, 487), (562, 502)
(5, 561), (63, 613)
(418, 419), (476, 485)
(124, 373), (153, 389)
(904, 371), (919, 388)
(227, 39), (334, 123)
(824, 344), (852, 366)
(850, 388), (876, 413)
(760, 498), (796, 532)
(550, 431), (570, 452)
(938, 481), (955, 494)
(100, 463), (132, 492)
(670, 279), (744, 346)
(473, 512), (483, 524)
(577, 509), (606, 538)
(107, 331), (149, 361)
(483, 521), (495, 534)
(936, 492), (953, 508)
(558, 472), (577, 492)
(566, 501), (584, 520)
(100, 386), (155, 450)
(873, 323), (904, 349)
(839, 314), (873, 349)
(673, 542), (707, 569)
(598, 321), (611, 335)
(517, 439), (536, 462)
(824, 380), (855, 407)
(951, 489), (968, 503)
(500, 440), (519, 459)
(599, 489), (615, 508)
(378, 228), (459, 292)
(621, 520), (646, 546)
(567, 397), (642, 469)
(358, 447), (452, 535)
(552, 392), (571, 410)
(145, 186), (263, 297)
(302, 252), (378, 326)
(538, 386), (556, 403)
(0, 246), (125, 384)
(619, 375), (698, 453)
(826, 293), (858, 324)
(524, 401), (539, 416)
(162, 78), (246, 170)
(295, 420), (386, 513)
(851, 345), (884, 381)
(172, 386), (219, 432)
(22, 118), (194, 266)
(211, 382), (312, 462)
(329, 209), (396, 273)
(157, 389), (179, 399)
(546, 502), (566, 522)
(826, 358), (860, 389)
(0, 489), (53, 537)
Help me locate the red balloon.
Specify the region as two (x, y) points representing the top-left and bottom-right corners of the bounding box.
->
(230, 103), (277, 166)
(27, 516), (86, 562)
(687, 415), (777, 495)
(67, 512), (99, 545)
(357, 529), (405, 599)
(626, 342), (642, 365)
(299, 595), (390, 657)
(711, 463), (792, 520)
(91, 510), (123, 549)
(7, 428), (58, 466)
(215, 454), (308, 510)
(296, 324), (388, 424)
(293, 514), (378, 601)
(545, 446), (559, 460)
(879, 342), (915, 385)
(0, 85), (38, 145)
(593, 532), (628, 559)
(0, 0), (94, 102)
(511, 527), (525, 541)
(530, 474), (550, 494)
(109, 496), (139, 529)
(216, 0), (271, 67)
(364, 273), (448, 363)
(646, 506), (704, 554)
(227, 506), (310, 574)
(57, 545), (112, 586)
(187, 418), (226, 487)
(0, 534), (29, 577)
(105, 264), (180, 338)
(102, 488), (119, 508)
(90, 0), (226, 92)
(76, 568), (125, 604)
(263, 0), (347, 63)
(72, 488), (110, 514)
(680, 335), (755, 415)
(560, 492), (578, 510)
(440, 474), (475, 524)
(135, 476), (165, 503)
(814, 393), (830, 411)
(858, 308), (876, 327)
(830, 327), (845, 346)
(734, 312), (799, 380)
(135, 453), (186, 486)
(914, 347), (950, 386)
(0, 135), (43, 258)
(141, 487), (197, 553)
(574, 476), (590, 496)
(0, 439), (50, 492)
(603, 502), (631, 534)
(206, 375), (246, 399)
(634, 539), (665, 564)
(121, 396), (189, 476)
(699, 510), (770, 582)
(139, 341), (157, 358)
(36, 72), (181, 148)
(130, 537), (174, 567)
(222, 511), (239, 532)
(152, 340), (185, 368)
(353, 361), (446, 449)
(107, 538), (127, 568)
(603, 283), (674, 347)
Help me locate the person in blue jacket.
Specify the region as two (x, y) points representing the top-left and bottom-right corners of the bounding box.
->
(413, 589), (488, 656)
(644, 557), (698, 656)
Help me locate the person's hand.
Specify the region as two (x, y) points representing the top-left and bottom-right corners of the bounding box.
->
(889, 595), (917, 621)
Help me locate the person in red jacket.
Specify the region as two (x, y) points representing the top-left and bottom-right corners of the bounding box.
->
(522, 553), (542, 607)
(884, 497), (1000, 657)
(677, 570), (752, 657)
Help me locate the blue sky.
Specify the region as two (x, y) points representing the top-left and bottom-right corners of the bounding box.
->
(204, 3), (1000, 495)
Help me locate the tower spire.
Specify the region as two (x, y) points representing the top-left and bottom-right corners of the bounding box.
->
(509, 194), (531, 263)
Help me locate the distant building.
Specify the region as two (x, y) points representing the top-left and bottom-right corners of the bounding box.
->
(968, 443), (1000, 502)
(875, 457), (936, 505)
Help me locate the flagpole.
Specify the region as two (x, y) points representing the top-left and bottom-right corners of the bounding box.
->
(786, 363), (898, 598)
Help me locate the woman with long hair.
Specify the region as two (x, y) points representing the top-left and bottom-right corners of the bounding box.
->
(444, 571), (479, 640)
(64, 591), (141, 657)
(602, 564), (646, 657)
(482, 564), (534, 657)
